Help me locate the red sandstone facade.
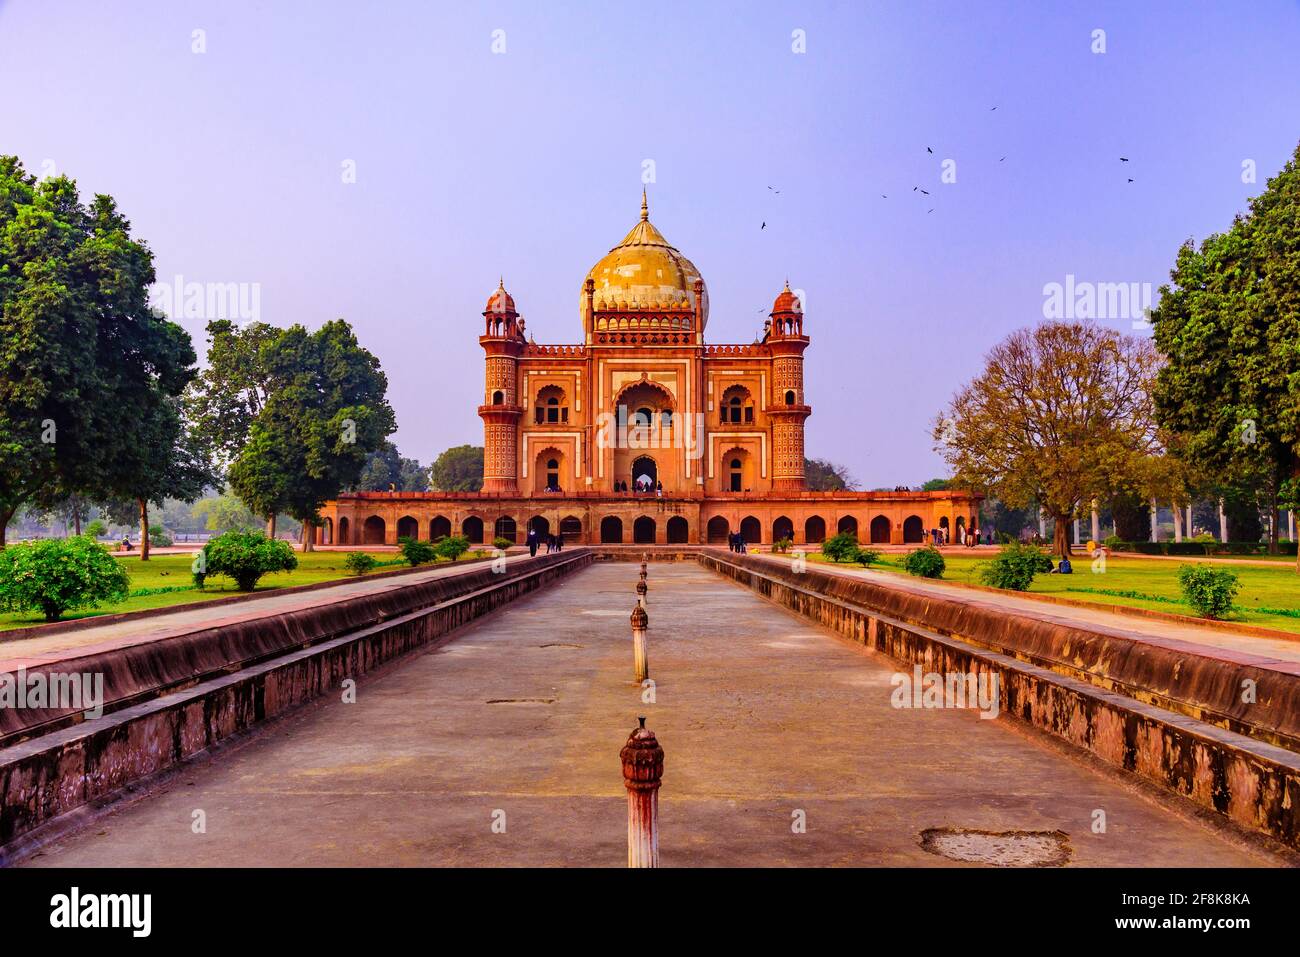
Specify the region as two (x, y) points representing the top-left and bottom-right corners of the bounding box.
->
(319, 195), (979, 547)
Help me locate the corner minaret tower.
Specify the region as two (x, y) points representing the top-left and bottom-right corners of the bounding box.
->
(766, 282), (810, 491)
(479, 279), (524, 494)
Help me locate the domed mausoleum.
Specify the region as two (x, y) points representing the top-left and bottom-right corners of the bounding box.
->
(320, 193), (979, 547)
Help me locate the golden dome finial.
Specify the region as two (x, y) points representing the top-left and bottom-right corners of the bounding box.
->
(640, 187), (648, 222)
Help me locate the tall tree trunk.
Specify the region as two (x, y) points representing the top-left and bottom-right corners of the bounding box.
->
(73, 508), (81, 537)
(1269, 490), (1279, 555)
(1051, 512), (1071, 559)
(0, 505), (14, 548)
(302, 519), (314, 552)
(267, 514), (277, 539)
(138, 498), (151, 562)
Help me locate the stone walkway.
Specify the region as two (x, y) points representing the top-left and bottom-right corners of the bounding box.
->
(22, 562), (1280, 867)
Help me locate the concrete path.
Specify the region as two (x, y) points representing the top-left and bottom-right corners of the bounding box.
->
(0, 553), (535, 671)
(22, 562), (1280, 867)
(750, 553), (1300, 671)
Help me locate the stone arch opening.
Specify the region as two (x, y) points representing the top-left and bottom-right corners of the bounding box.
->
(633, 516), (656, 544)
(837, 515), (859, 541)
(740, 515), (762, 544)
(430, 515), (452, 540)
(559, 515), (583, 538)
(804, 515), (827, 544)
(528, 515), (550, 538)
(494, 516), (517, 543)
(631, 455), (658, 492)
(903, 515), (925, 543)
(870, 515), (891, 544)
(363, 515), (386, 545)
(397, 515), (419, 540)
(462, 515), (484, 544)
(338, 516), (350, 545)
(666, 516), (689, 544)
(706, 516), (730, 544)
(773, 515), (794, 542)
(600, 516), (624, 544)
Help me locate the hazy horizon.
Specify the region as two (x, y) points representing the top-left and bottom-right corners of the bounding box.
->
(2, 0), (1298, 487)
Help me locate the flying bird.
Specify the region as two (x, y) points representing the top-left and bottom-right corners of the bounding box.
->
(1127, 178), (1134, 183)
(1120, 157), (1130, 162)
(919, 188), (930, 195)
(990, 106), (998, 111)
(999, 156), (1006, 162)
(926, 146), (933, 154)
(761, 221), (766, 229)
(767, 186), (781, 194)
(927, 208), (934, 213)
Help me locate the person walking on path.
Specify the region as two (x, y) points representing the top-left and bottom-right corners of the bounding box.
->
(527, 527), (539, 557)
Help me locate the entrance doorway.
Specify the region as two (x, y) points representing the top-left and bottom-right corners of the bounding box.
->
(631, 455), (657, 492)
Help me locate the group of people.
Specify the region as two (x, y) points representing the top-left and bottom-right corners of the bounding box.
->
(927, 525), (982, 548)
(614, 479), (663, 495)
(727, 532), (748, 553)
(524, 527), (565, 557)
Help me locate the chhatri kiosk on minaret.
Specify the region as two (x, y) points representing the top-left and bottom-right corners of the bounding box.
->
(320, 192), (977, 546)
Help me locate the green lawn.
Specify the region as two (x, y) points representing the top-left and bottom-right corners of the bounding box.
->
(0, 549), (484, 632)
(790, 551), (1300, 634)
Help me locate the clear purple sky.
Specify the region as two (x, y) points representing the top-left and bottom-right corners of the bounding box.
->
(2, 1), (1298, 488)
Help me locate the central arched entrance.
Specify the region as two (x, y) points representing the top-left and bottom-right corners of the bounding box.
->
(740, 515), (761, 545)
(633, 516), (656, 544)
(600, 516), (624, 543)
(631, 455), (657, 492)
(666, 515), (689, 543)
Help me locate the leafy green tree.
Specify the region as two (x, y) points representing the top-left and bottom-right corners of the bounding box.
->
(430, 445), (484, 491)
(1150, 143), (1300, 564)
(0, 536), (130, 621)
(84, 519), (108, 539)
(228, 321), (395, 549)
(195, 531), (297, 591)
(0, 157), (197, 546)
(354, 441), (429, 491)
(192, 494), (262, 533)
(920, 478), (952, 492)
(185, 319), (281, 474)
(935, 322), (1160, 559)
(804, 458), (856, 491)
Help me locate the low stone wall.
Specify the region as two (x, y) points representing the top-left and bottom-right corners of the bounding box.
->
(0, 550), (591, 860)
(701, 552), (1300, 851)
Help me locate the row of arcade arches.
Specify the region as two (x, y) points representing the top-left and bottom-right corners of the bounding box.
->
(326, 512), (959, 546)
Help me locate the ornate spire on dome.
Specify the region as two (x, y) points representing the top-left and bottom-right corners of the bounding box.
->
(640, 187), (648, 222)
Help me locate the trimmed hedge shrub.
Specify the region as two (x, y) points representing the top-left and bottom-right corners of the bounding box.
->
(492, 536), (514, 550)
(435, 535), (471, 561)
(903, 546), (945, 578)
(195, 531), (298, 591)
(0, 536), (131, 621)
(820, 532), (859, 563)
(344, 551), (378, 576)
(398, 537), (437, 567)
(853, 546), (882, 567)
(1177, 564), (1241, 619)
(979, 542), (1052, 591)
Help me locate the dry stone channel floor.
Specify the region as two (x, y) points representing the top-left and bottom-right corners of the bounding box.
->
(22, 562), (1282, 867)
